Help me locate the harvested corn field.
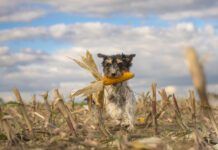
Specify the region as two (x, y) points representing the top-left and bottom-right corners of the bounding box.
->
(0, 88), (218, 150)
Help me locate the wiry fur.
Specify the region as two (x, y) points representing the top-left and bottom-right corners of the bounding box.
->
(98, 53), (136, 130)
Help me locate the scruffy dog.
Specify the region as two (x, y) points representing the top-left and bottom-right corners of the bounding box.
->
(97, 53), (136, 130)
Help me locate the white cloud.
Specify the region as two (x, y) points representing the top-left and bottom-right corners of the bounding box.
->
(0, 9), (46, 23)
(176, 23), (195, 32)
(49, 24), (68, 38)
(0, 46), (93, 93)
(0, 0), (26, 9)
(44, 0), (218, 20)
(0, 27), (47, 41)
(0, 46), (9, 55)
(165, 86), (177, 95)
(161, 7), (218, 20)
(0, 47), (48, 67)
(1, 0), (218, 23)
(0, 0), (46, 23)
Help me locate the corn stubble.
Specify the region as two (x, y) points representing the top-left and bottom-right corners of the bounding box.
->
(0, 49), (218, 149)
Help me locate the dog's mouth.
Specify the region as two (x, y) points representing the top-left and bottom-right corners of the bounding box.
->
(105, 74), (121, 79)
(105, 72), (124, 79)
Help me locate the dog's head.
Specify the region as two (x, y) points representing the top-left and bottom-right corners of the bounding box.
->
(97, 53), (135, 78)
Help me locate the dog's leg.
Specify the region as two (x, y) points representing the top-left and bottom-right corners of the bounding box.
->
(106, 102), (123, 125)
(121, 90), (136, 131)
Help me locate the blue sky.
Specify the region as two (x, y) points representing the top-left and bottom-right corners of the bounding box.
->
(0, 0), (218, 101)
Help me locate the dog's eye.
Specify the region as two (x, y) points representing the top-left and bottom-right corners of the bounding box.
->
(117, 62), (123, 67)
(116, 58), (123, 67)
(106, 63), (111, 66)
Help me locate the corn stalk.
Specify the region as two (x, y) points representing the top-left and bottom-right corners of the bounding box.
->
(32, 94), (36, 112)
(151, 83), (158, 135)
(0, 107), (19, 145)
(53, 89), (77, 135)
(188, 90), (197, 125)
(41, 91), (52, 128)
(172, 94), (189, 130)
(13, 88), (33, 135)
(185, 47), (218, 135)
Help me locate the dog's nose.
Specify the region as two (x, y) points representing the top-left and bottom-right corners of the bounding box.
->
(111, 73), (116, 77)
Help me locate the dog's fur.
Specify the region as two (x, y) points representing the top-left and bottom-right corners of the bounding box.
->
(97, 53), (136, 130)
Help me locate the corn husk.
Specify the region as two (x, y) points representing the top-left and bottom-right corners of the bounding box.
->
(70, 51), (102, 80)
(70, 51), (104, 106)
(71, 81), (103, 98)
(70, 51), (110, 136)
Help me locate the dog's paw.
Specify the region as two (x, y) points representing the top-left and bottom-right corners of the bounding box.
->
(127, 125), (135, 132)
(121, 123), (129, 128)
(121, 123), (134, 132)
(114, 119), (122, 126)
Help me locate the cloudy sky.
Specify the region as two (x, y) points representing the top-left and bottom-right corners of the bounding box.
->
(0, 0), (218, 101)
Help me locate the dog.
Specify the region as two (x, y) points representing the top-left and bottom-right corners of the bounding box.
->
(97, 53), (136, 130)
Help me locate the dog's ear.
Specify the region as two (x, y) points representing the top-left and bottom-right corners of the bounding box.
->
(129, 54), (136, 59)
(97, 53), (108, 59)
(125, 54), (136, 62)
(121, 53), (136, 70)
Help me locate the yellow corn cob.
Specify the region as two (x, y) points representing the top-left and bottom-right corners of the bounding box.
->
(102, 72), (134, 85)
(137, 117), (145, 123)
